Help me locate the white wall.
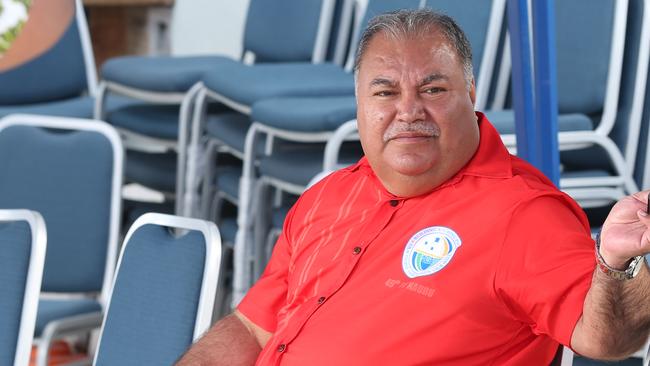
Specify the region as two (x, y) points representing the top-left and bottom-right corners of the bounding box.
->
(170, 0), (250, 58)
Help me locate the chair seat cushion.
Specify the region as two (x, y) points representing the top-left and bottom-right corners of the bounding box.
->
(102, 55), (239, 92)
(125, 151), (176, 193)
(259, 143), (363, 187)
(485, 110), (594, 134)
(218, 217), (238, 247)
(108, 104), (180, 140)
(205, 112), (251, 153)
(215, 165), (242, 201)
(202, 62), (354, 107)
(251, 96), (357, 132)
(35, 298), (101, 336)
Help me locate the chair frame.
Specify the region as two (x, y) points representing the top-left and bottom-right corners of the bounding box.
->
(0, 209), (47, 366)
(0, 114), (123, 366)
(92, 212), (222, 365)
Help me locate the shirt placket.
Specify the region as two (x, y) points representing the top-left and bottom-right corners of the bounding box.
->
(268, 199), (404, 365)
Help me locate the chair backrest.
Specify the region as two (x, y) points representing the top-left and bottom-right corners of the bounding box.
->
(242, 0), (338, 63)
(0, 115), (122, 304)
(0, 0), (97, 105)
(0, 209), (46, 366)
(343, 0), (424, 72)
(93, 213), (221, 366)
(555, 0), (627, 128)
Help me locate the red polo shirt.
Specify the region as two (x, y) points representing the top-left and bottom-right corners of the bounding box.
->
(238, 113), (595, 365)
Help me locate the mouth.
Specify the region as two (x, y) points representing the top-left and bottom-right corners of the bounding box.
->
(387, 132), (436, 143)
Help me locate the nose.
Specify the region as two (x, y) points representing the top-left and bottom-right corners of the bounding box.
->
(395, 90), (425, 123)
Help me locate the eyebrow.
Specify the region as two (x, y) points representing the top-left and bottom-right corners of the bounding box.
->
(369, 73), (449, 88)
(369, 78), (396, 88)
(420, 73), (449, 86)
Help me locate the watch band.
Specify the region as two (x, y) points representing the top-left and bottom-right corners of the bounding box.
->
(595, 232), (644, 280)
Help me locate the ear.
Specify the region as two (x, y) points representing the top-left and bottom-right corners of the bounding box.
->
(469, 79), (476, 105)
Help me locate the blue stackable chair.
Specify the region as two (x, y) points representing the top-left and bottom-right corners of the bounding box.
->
(96, 0), (339, 217)
(0, 114), (123, 366)
(488, 0), (640, 208)
(92, 213), (221, 366)
(0, 0), (97, 119)
(0, 209), (47, 366)
(225, 0), (508, 303)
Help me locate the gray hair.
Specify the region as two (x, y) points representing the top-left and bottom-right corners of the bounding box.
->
(353, 9), (474, 88)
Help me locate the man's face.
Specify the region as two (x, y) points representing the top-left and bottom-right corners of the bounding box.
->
(355, 30), (479, 195)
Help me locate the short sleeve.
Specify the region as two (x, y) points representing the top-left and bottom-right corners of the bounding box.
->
(236, 202), (299, 333)
(494, 194), (596, 347)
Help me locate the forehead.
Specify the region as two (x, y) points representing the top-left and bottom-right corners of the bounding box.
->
(357, 30), (463, 79)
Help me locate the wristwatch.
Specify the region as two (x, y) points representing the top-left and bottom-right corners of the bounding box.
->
(595, 232), (645, 280)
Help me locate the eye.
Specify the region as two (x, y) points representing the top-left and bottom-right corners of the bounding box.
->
(423, 87), (445, 94)
(373, 90), (395, 97)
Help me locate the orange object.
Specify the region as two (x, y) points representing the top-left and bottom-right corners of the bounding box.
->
(29, 340), (88, 366)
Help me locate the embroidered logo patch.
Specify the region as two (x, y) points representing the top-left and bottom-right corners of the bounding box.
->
(402, 226), (461, 278)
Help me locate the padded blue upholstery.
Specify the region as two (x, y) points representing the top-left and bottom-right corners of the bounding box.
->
(202, 62), (354, 106)
(125, 151), (177, 193)
(555, 0), (615, 114)
(485, 110), (594, 134)
(0, 16), (86, 105)
(0, 96), (94, 119)
(0, 221), (31, 365)
(108, 104), (181, 140)
(218, 217), (238, 245)
(251, 95), (356, 132)
(244, 0), (325, 62)
(102, 56), (239, 92)
(360, 0), (423, 36)
(424, 0), (494, 76)
(204, 112), (252, 153)
(0, 125), (114, 292)
(0, 94), (138, 119)
(259, 143), (363, 186)
(34, 298), (101, 336)
(94, 224), (206, 366)
(215, 166), (243, 200)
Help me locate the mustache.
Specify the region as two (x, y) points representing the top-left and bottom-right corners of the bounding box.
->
(383, 121), (441, 142)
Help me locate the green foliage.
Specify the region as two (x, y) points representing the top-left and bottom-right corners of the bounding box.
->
(0, 0), (32, 55)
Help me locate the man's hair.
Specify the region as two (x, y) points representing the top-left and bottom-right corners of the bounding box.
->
(353, 9), (474, 88)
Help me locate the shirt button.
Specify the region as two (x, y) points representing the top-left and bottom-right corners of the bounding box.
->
(390, 199), (399, 207)
(353, 246), (362, 255)
(277, 344), (286, 353)
(318, 296), (326, 304)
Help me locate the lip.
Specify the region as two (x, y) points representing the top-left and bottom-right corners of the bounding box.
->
(388, 133), (434, 143)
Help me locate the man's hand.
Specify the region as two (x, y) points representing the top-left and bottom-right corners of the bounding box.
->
(571, 190), (650, 360)
(599, 191), (650, 269)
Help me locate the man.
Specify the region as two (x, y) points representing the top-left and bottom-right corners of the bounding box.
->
(178, 9), (650, 365)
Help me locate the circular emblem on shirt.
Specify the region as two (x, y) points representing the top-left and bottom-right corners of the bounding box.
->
(402, 226), (462, 278)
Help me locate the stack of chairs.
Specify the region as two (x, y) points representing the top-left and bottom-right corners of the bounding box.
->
(488, 0), (644, 211)
(95, 0), (341, 220)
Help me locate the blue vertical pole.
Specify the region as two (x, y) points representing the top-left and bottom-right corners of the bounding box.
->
(532, 0), (560, 185)
(507, 0), (537, 168)
(507, 0), (560, 186)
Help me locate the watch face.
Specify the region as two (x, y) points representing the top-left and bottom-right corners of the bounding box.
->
(629, 256), (645, 278)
